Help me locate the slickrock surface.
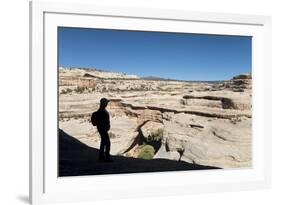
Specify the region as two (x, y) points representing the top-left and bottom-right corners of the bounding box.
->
(59, 67), (252, 170)
(59, 129), (219, 176)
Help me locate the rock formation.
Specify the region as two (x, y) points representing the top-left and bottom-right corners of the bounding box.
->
(59, 67), (252, 169)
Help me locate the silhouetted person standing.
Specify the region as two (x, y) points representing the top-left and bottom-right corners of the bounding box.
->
(96, 98), (112, 162)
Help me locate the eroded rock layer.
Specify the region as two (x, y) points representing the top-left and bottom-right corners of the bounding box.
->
(59, 67), (252, 169)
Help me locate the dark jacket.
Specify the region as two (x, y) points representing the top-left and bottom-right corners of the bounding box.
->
(96, 108), (110, 132)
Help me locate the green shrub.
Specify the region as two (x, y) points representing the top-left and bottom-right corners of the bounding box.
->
(138, 145), (155, 160)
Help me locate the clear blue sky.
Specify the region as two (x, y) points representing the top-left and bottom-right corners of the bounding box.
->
(58, 27), (252, 81)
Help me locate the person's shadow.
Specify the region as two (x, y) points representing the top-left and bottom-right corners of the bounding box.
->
(59, 129), (219, 177)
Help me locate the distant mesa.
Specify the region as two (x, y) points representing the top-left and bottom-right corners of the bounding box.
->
(60, 66), (247, 82)
(232, 73), (251, 80)
(141, 76), (174, 81)
(219, 73), (252, 92)
(59, 66), (139, 80)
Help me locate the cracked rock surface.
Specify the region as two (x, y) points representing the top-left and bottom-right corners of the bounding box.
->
(59, 67), (252, 169)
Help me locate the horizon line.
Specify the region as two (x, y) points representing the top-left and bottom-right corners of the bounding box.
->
(58, 65), (250, 81)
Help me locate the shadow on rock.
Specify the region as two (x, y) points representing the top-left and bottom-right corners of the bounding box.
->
(59, 129), (220, 177)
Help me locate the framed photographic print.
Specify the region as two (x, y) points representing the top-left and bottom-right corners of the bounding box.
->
(30, 1), (272, 204)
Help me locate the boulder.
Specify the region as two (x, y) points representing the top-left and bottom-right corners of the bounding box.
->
(153, 146), (180, 161)
(140, 121), (164, 140)
(161, 113), (252, 168)
(108, 116), (139, 155)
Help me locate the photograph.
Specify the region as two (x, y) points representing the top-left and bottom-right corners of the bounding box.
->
(58, 27), (252, 177)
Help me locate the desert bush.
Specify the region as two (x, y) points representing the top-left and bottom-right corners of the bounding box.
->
(60, 88), (72, 94)
(60, 89), (67, 94)
(138, 145), (155, 160)
(74, 86), (86, 93)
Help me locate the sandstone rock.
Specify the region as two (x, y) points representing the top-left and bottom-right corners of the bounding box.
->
(58, 68), (252, 169)
(140, 121), (164, 140)
(222, 73), (252, 92)
(161, 113), (251, 168)
(232, 73), (251, 80)
(104, 116), (139, 155)
(153, 146), (180, 161)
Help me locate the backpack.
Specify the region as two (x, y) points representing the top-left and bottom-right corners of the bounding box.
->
(91, 111), (98, 126)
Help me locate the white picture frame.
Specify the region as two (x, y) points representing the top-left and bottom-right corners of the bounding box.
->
(30, 1), (272, 204)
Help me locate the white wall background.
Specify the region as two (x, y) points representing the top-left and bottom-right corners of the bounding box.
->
(0, 0), (279, 204)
